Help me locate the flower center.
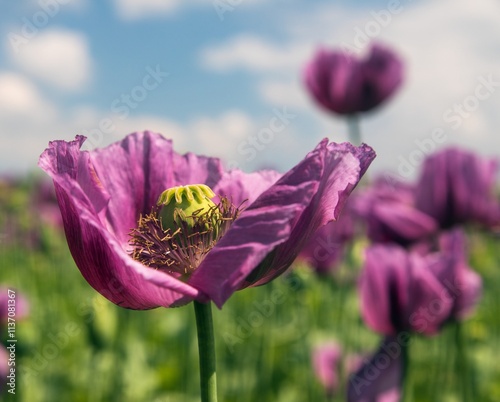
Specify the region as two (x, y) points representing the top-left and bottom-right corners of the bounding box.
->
(129, 184), (240, 279)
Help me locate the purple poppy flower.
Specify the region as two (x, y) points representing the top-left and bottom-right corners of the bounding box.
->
(414, 147), (500, 229)
(0, 287), (29, 323)
(354, 177), (437, 246)
(347, 336), (403, 402)
(312, 341), (343, 396)
(433, 230), (482, 320)
(359, 228), (481, 336)
(303, 43), (404, 115)
(297, 202), (355, 274)
(38, 132), (375, 309)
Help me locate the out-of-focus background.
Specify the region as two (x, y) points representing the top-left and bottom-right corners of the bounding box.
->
(1, 1), (500, 402)
(1, 0), (500, 177)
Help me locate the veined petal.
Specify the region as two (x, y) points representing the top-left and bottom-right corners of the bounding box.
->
(214, 169), (282, 206)
(190, 139), (375, 307)
(172, 150), (224, 189)
(39, 134), (211, 309)
(188, 203), (303, 307)
(250, 141), (375, 286)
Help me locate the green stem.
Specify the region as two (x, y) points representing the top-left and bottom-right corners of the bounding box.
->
(455, 322), (475, 402)
(347, 114), (362, 145)
(194, 301), (218, 402)
(401, 335), (412, 402)
(110, 308), (131, 402)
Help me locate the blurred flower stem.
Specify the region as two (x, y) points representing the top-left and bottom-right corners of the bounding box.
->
(110, 308), (132, 402)
(402, 337), (412, 402)
(347, 115), (362, 145)
(455, 322), (475, 402)
(194, 301), (218, 402)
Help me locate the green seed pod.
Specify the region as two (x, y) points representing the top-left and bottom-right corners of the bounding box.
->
(156, 184), (219, 233)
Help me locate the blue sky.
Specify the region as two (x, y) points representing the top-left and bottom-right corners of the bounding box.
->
(1, 0), (500, 181)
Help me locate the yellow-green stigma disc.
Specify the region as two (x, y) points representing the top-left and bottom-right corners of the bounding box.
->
(157, 184), (218, 232)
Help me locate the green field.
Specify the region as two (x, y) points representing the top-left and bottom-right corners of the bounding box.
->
(1, 176), (499, 402)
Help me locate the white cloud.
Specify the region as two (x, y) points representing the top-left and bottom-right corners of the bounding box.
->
(0, 72), (57, 120)
(258, 79), (311, 110)
(7, 29), (93, 91)
(112, 0), (186, 20)
(112, 0), (265, 20)
(0, 92), (269, 173)
(3, 0), (500, 180)
(115, 111), (257, 165)
(0, 78), (309, 175)
(356, 0), (500, 177)
(0, 73), (60, 172)
(190, 110), (255, 158)
(200, 34), (311, 73)
(110, 115), (188, 150)
(77, 110), (256, 159)
(199, 0), (500, 178)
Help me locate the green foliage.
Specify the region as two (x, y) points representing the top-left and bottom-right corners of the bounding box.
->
(1, 184), (499, 402)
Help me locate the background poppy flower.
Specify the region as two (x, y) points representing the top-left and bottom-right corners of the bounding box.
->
(304, 43), (404, 116)
(359, 229), (481, 336)
(312, 341), (342, 396)
(297, 203), (355, 275)
(354, 177), (437, 247)
(0, 287), (29, 323)
(414, 147), (500, 230)
(347, 336), (403, 402)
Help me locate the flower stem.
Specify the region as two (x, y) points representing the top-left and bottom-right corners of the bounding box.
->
(401, 335), (412, 402)
(194, 301), (218, 402)
(347, 114), (362, 145)
(455, 322), (475, 402)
